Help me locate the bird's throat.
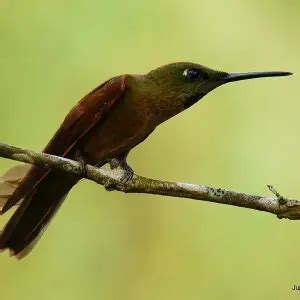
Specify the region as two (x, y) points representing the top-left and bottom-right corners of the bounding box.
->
(183, 93), (205, 109)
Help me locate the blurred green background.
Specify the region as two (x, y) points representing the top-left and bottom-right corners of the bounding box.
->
(0, 0), (299, 299)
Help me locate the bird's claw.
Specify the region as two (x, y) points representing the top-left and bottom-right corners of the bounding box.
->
(104, 158), (134, 191)
(79, 160), (88, 178)
(108, 158), (134, 181)
(119, 163), (134, 183)
(74, 150), (88, 178)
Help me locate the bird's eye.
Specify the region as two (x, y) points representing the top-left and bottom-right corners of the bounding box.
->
(183, 68), (207, 80)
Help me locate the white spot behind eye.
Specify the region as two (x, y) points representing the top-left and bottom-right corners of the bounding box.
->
(182, 68), (203, 80)
(183, 69), (189, 77)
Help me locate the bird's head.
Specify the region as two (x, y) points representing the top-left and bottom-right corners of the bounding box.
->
(147, 62), (292, 109)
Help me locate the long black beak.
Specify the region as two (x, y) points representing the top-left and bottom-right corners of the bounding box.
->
(222, 71), (293, 83)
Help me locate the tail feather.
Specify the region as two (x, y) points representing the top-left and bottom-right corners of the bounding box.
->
(14, 194), (69, 259)
(0, 164), (31, 211)
(0, 171), (79, 258)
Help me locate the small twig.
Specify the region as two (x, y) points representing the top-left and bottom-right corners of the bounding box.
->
(267, 185), (288, 205)
(267, 185), (291, 219)
(0, 142), (300, 220)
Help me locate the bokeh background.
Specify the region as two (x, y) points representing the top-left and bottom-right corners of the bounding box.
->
(0, 0), (299, 299)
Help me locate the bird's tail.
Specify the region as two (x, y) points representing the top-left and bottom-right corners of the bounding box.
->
(0, 164), (31, 211)
(0, 170), (79, 258)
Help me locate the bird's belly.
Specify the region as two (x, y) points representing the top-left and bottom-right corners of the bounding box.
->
(81, 102), (153, 163)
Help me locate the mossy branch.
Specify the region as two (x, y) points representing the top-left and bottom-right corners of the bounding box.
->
(0, 142), (300, 220)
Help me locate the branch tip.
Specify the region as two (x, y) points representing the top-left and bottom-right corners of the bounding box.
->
(0, 141), (300, 220)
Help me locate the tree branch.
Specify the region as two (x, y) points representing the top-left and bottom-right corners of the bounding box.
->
(0, 142), (300, 220)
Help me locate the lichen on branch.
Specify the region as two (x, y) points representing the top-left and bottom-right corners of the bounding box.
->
(0, 142), (300, 220)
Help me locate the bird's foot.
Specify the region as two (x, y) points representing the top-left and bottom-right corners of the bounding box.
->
(105, 157), (134, 191)
(108, 158), (134, 182)
(74, 150), (88, 178)
(79, 160), (88, 178)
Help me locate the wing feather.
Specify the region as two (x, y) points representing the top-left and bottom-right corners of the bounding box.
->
(1, 75), (128, 213)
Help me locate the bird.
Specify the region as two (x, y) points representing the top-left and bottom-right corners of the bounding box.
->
(0, 62), (292, 258)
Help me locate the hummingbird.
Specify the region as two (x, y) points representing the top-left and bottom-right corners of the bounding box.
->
(0, 62), (292, 258)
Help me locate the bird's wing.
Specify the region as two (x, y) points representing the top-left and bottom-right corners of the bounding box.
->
(1, 75), (128, 213)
